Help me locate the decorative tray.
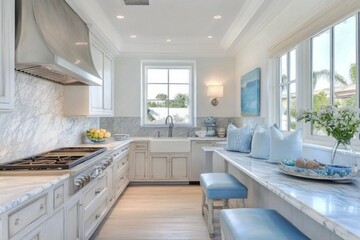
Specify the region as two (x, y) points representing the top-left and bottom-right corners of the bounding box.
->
(279, 160), (359, 183)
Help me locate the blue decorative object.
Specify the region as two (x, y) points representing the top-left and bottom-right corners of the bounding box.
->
(241, 68), (260, 116)
(279, 159), (357, 182)
(225, 124), (252, 153)
(204, 116), (217, 136)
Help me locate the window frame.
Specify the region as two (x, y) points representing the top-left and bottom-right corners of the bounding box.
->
(273, 12), (360, 150)
(279, 49), (297, 131)
(140, 60), (196, 127)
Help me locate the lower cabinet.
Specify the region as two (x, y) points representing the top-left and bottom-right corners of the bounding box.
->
(43, 209), (64, 240)
(149, 154), (189, 181)
(66, 192), (83, 240)
(130, 141), (149, 180)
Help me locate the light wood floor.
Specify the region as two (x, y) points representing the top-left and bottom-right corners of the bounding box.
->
(91, 185), (219, 240)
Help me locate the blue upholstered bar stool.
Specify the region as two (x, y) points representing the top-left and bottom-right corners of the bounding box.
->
(200, 173), (248, 237)
(220, 208), (310, 240)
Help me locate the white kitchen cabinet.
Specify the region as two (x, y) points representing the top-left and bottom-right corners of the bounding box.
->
(63, 33), (114, 117)
(190, 140), (226, 181)
(43, 209), (65, 240)
(149, 155), (169, 179)
(0, 0), (15, 111)
(149, 154), (189, 181)
(130, 142), (149, 180)
(66, 192), (83, 240)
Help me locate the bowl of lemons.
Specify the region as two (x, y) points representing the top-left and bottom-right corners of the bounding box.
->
(86, 128), (111, 142)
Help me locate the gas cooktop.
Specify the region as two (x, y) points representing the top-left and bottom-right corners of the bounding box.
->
(0, 147), (106, 170)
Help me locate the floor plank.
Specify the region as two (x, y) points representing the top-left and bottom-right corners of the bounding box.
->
(91, 185), (220, 240)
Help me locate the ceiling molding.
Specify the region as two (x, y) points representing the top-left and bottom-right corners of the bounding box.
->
(220, 0), (265, 50)
(65, 0), (123, 55)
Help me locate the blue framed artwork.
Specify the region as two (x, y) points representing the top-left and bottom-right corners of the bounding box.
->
(241, 68), (260, 116)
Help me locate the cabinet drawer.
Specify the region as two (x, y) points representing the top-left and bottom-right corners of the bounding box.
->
(84, 173), (108, 209)
(53, 184), (65, 209)
(115, 170), (129, 197)
(134, 142), (148, 150)
(84, 197), (108, 239)
(115, 157), (129, 175)
(8, 195), (47, 237)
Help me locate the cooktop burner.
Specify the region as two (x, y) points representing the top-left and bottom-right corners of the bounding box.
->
(0, 147), (106, 170)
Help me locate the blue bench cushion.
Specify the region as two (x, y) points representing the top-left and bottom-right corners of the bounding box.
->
(220, 208), (309, 240)
(200, 173), (247, 199)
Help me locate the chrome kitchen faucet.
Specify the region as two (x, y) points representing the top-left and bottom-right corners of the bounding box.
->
(165, 115), (174, 137)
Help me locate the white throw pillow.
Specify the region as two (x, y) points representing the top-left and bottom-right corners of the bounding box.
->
(250, 125), (270, 159)
(268, 127), (303, 163)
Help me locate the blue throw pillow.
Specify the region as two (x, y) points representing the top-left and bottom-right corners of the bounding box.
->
(225, 124), (252, 153)
(268, 127), (303, 163)
(250, 123), (279, 159)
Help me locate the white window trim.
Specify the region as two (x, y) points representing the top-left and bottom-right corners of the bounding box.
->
(140, 60), (197, 127)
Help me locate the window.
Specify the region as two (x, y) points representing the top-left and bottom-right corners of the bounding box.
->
(274, 13), (359, 145)
(311, 15), (357, 135)
(279, 49), (297, 131)
(141, 61), (196, 126)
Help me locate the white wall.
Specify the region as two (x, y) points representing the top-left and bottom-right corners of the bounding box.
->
(114, 55), (236, 118)
(235, 0), (338, 121)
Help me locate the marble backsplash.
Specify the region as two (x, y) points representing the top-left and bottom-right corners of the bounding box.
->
(100, 117), (244, 137)
(0, 73), (98, 163)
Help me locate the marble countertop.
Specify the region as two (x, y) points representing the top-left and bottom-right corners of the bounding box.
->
(0, 174), (69, 215)
(214, 148), (360, 240)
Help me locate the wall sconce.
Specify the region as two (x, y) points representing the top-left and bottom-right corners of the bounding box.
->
(207, 85), (224, 106)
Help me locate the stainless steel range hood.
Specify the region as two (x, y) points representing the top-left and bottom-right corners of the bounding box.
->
(15, 0), (102, 86)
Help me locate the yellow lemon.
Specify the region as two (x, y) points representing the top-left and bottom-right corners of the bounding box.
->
(104, 132), (111, 138)
(100, 129), (107, 133)
(98, 132), (105, 138)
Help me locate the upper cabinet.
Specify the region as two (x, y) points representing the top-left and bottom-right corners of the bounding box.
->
(63, 33), (114, 117)
(0, 0), (15, 111)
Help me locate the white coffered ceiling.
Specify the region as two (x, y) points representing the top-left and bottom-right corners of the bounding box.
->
(66, 0), (292, 56)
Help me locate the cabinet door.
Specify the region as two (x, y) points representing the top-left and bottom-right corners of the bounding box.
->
(190, 141), (214, 181)
(66, 194), (83, 240)
(0, 0), (14, 111)
(170, 155), (188, 180)
(149, 156), (169, 179)
(103, 54), (113, 111)
(43, 209), (64, 240)
(90, 43), (104, 111)
(133, 151), (147, 180)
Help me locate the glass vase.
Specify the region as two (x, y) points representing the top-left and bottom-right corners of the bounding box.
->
(330, 140), (357, 170)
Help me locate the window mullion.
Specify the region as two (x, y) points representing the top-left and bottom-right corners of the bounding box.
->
(287, 53), (291, 131)
(330, 27), (334, 106)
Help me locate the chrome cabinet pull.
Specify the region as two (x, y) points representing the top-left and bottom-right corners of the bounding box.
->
(15, 218), (21, 226)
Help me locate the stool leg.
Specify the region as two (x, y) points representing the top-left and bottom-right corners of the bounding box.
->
(201, 190), (205, 216)
(240, 198), (245, 208)
(207, 199), (215, 237)
(223, 199), (229, 209)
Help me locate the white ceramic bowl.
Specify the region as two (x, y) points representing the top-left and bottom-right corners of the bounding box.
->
(195, 130), (207, 138)
(113, 134), (129, 141)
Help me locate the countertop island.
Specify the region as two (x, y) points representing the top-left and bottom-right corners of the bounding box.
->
(212, 148), (360, 240)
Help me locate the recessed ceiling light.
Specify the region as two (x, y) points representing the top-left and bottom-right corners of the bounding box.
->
(116, 15), (125, 19)
(213, 15), (222, 20)
(208, 36), (213, 39)
(129, 35), (137, 38)
(166, 39), (172, 42)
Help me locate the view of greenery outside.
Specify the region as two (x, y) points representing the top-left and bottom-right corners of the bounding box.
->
(309, 15), (357, 136)
(147, 93), (190, 123)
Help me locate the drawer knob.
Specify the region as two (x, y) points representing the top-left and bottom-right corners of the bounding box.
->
(56, 193), (61, 199)
(95, 187), (104, 195)
(95, 214), (100, 220)
(40, 203), (45, 210)
(15, 218), (21, 226)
